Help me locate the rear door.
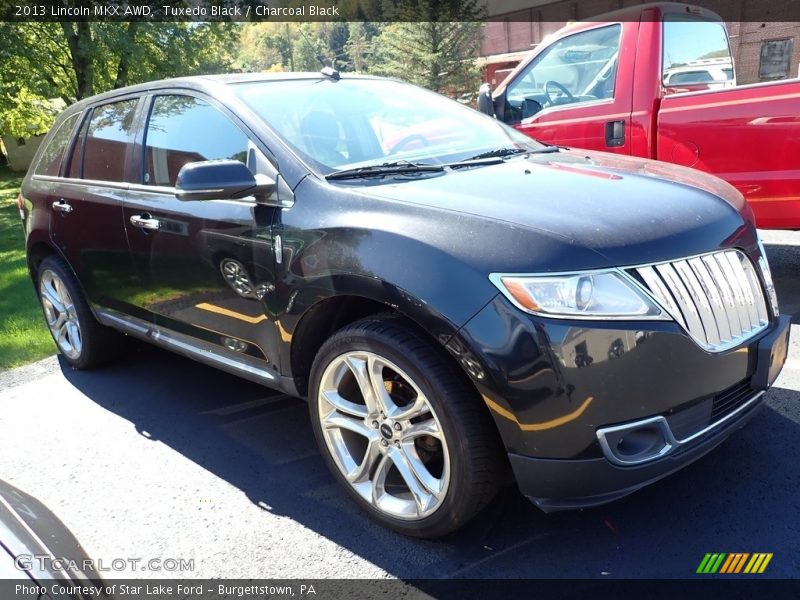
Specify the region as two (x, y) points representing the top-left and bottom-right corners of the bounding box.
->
(501, 22), (635, 153)
(121, 92), (280, 366)
(50, 97), (143, 311)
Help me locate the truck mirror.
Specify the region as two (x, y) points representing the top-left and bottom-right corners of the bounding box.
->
(477, 83), (494, 116)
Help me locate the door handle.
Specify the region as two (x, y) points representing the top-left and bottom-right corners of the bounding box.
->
(52, 199), (73, 214)
(605, 120), (625, 147)
(129, 213), (161, 231)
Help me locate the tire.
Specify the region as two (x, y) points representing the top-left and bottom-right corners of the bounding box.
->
(308, 315), (506, 538)
(36, 255), (126, 369)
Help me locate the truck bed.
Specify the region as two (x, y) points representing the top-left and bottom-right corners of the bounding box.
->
(658, 79), (800, 229)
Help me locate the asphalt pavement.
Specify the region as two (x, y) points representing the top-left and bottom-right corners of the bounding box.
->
(0, 230), (798, 579)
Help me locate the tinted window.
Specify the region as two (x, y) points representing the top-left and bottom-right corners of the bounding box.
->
(66, 113), (90, 179)
(33, 113), (80, 177)
(144, 95), (249, 187)
(662, 18), (733, 87)
(83, 99), (138, 182)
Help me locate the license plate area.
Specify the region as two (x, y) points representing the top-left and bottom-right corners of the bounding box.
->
(752, 315), (791, 390)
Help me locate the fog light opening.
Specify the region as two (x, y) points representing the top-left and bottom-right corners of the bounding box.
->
(615, 426), (665, 458)
(598, 417), (674, 466)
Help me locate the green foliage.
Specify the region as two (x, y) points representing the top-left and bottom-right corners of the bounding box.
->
(229, 1), (488, 94)
(370, 0), (486, 95)
(0, 166), (55, 368)
(237, 22), (359, 73)
(236, 8), (485, 94)
(0, 89), (57, 139)
(1, 4), (488, 138)
(0, 22), (73, 138)
(0, 22), (240, 138)
(236, 23), (290, 72)
(345, 23), (372, 72)
(343, 22), (384, 72)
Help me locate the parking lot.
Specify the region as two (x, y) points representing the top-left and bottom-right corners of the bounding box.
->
(0, 230), (798, 580)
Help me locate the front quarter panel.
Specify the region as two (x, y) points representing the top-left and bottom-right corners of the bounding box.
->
(272, 177), (503, 373)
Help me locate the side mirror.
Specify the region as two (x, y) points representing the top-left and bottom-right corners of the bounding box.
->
(477, 83), (494, 116)
(175, 160), (275, 202)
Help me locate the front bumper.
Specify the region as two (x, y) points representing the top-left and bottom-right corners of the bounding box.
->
(448, 294), (790, 510)
(510, 387), (765, 511)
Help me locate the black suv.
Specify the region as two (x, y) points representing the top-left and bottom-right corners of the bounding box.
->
(19, 73), (790, 538)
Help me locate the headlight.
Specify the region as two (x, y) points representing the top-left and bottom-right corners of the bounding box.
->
(489, 271), (666, 319)
(757, 239), (779, 317)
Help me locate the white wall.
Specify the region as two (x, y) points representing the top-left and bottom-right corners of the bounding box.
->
(2, 135), (44, 172)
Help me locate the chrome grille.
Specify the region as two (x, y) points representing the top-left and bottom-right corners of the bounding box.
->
(632, 250), (769, 352)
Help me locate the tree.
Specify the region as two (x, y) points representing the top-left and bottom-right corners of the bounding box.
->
(0, 22), (239, 138)
(235, 23), (289, 72)
(343, 22), (384, 72)
(237, 22), (355, 74)
(371, 0), (486, 96)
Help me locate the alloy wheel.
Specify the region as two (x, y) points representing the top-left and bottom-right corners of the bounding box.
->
(39, 269), (82, 359)
(317, 351), (450, 520)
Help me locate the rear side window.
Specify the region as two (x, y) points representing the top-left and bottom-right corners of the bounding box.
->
(144, 95), (249, 187)
(662, 17), (733, 88)
(33, 113), (80, 176)
(83, 99), (138, 182)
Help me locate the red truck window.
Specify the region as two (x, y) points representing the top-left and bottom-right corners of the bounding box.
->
(662, 17), (735, 92)
(504, 23), (621, 124)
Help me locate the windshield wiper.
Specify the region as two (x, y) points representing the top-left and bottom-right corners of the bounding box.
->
(447, 156), (506, 169)
(326, 160), (444, 181)
(463, 145), (560, 162)
(465, 147), (528, 160)
(528, 145), (561, 154)
(449, 145), (559, 169)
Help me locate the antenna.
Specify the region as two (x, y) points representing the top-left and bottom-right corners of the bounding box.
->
(321, 66), (340, 80)
(295, 25), (341, 80)
(297, 25), (336, 71)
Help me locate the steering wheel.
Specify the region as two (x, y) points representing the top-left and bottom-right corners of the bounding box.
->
(389, 134), (430, 154)
(544, 80), (575, 106)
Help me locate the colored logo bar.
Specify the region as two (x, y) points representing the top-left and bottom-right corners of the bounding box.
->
(697, 553), (773, 574)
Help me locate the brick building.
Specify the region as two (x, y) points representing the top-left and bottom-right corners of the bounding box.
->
(481, 1), (800, 87)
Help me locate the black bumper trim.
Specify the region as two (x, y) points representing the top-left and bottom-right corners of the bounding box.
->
(510, 391), (765, 512)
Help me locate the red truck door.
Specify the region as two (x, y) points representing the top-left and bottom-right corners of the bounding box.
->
(498, 21), (636, 154)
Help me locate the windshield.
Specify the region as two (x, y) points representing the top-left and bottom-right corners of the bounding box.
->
(234, 78), (545, 172)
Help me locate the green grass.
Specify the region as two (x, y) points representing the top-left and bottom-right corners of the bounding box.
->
(0, 165), (56, 368)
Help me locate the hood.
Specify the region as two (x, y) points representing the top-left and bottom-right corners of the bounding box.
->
(365, 150), (756, 269)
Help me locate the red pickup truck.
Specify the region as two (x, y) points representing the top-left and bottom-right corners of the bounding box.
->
(480, 2), (800, 230)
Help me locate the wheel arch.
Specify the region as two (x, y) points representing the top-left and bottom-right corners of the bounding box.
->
(26, 237), (103, 323)
(284, 280), (472, 399)
(26, 236), (60, 283)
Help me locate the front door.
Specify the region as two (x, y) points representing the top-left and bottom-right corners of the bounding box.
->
(121, 93), (280, 366)
(501, 23), (634, 154)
